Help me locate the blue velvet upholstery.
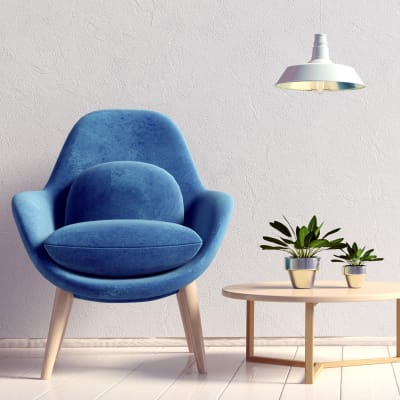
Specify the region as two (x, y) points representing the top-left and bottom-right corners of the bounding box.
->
(44, 220), (202, 278)
(12, 110), (234, 302)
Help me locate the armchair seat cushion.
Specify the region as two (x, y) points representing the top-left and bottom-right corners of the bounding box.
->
(43, 220), (202, 278)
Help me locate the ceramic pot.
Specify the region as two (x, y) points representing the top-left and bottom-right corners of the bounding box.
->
(343, 265), (366, 288)
(285, 257), (320, 289)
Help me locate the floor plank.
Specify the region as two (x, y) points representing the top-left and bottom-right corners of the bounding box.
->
(0, 355), (52, 400)
(38, 352), (154, 399)
(281, 346), (341, 400)
(342, 346), (400, 400)
(97, 348), (196, 399)
(159, 347), (244, 400)
(219, 346), (297, 400)
(0, 348), (160, 400)
(2, 345), (400, 399)
(385, 346), (400, 396)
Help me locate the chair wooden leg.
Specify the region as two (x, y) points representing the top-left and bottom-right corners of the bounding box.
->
(177, 291), (194, 353)
(41, 287), (74, 380)
(176, 281), (207, 373)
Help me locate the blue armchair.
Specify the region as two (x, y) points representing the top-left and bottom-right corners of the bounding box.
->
(12, 110), (233, 379)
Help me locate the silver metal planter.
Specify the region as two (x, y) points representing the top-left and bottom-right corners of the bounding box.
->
(285, 257), (320, 289)
(343, 265), (367, 288)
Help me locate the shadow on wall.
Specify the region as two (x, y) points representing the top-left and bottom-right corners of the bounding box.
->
(0, 169), (54, 337)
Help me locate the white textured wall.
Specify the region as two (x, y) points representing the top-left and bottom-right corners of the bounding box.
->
(1, 0), (400, 339)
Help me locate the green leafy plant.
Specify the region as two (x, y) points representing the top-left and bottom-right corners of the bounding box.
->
(260, 215), (345, 258)
(331, 242), (383, 266)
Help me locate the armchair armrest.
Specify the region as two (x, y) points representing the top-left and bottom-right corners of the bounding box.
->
(185, 190), (234, 260)
(12, 190), (56, 265)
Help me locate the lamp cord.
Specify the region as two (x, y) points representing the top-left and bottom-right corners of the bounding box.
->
(320, 0), (322, 33)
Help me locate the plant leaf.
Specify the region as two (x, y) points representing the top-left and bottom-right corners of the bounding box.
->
(330, 243), (347, 250)
(308, 215), (317, 232)
(363, 249), (374, 258)
(330, 238), (344, 244)
(356, 247), (364, 258)
(304, 231), (314, 247)
(309, 239), (329, 248)
(262, 236), (288, 247)
(280, 237), (294, 244)
(297, 226), (308, 248)
(282, 215), (296, 236)
(331, 241), (383, 264)
(260, 245), (288, 250)
(322, 227), (341, 239)
(328, 238), (345, 249)
(269, 221), (291, 237)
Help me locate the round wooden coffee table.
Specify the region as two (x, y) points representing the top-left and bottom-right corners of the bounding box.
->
(222, 281), (400, 384)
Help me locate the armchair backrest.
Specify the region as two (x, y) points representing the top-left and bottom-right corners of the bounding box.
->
(45, 110), (204, 227)
(65, 161), (185, 225)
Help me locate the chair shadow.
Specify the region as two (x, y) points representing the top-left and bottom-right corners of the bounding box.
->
(2, 352), (240, 381)
(0, 350), (293, 384)
(1, 375), (42, 380)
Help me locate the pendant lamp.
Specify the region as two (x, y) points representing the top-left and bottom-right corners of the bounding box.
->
(275, 33), (365, 91)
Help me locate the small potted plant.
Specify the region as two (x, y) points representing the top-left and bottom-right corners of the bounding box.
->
(260, 216), (345, 289)
(331, 242), (383, 288)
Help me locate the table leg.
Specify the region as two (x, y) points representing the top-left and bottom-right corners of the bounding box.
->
(246, 300), (254, 360)
(305, 303), (315, 384)
(397, 299), (400, 357)
(239, 296), (400, 384)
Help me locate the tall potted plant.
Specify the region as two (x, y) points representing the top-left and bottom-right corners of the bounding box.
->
(331, 242), (383, 288)
(260, 215), (345, 288)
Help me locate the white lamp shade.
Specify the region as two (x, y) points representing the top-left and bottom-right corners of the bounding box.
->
(275, 34), (365, 91)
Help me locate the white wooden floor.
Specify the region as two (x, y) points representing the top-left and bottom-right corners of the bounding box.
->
(1, 345), (400, 399)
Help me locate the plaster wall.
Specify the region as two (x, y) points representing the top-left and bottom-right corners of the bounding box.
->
(1, 0), (400, 339)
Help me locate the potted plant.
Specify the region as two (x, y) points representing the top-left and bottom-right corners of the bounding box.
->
(260, 215), (345, 289)
(331, 242), (383, 288)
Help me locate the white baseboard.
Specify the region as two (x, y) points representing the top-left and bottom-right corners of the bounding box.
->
(0, 337), (396, 348)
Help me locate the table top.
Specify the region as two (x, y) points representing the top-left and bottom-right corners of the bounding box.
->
(222, 281), (400, 303)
